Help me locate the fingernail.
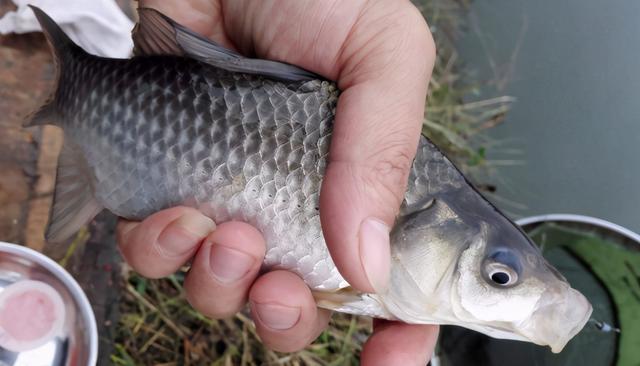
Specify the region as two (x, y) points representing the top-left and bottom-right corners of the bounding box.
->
(252, 302), (301, 330)
(209, 245), (255, 284)
(157, 213), (215, 257)
(359, 217), (391, 292)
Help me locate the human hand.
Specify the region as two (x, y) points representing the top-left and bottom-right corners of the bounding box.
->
(116, 0), (438, 364)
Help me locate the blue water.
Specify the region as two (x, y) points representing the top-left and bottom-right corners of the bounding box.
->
(457, 0), (640, 233)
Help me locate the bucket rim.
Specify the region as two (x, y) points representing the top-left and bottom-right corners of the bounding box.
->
(516, 213), (640, 244)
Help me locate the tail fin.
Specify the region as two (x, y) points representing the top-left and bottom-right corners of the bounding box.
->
(29, 5), (81, 61)
(24, 6), (104, 242)
(24, 5), (83, 127)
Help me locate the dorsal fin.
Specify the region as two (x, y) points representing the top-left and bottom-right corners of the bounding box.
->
(132, 8), (319, 82)
(132, 7), (184, 56)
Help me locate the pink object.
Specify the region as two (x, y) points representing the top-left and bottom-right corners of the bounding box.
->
(0, 280), (65, 352)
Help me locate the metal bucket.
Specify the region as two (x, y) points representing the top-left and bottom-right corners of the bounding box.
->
(0, 242), (98, 366)
(433, 214), (640, 366)
(516, 213), (640, 246)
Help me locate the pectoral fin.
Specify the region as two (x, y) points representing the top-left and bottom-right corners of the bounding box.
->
(133, 8), (319, 81)
(312, 287), (393, 319)
(399, 197), (435, 217)
(313, 287), (364, 309)
(45, 140), (102, 243)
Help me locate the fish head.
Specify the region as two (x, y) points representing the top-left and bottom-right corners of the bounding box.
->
(381, 196), (592, 353)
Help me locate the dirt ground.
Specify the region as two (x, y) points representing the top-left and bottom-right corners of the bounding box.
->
(0, 4), (57, 249)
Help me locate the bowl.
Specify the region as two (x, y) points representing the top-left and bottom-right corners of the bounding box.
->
(0, 241), (97, 366)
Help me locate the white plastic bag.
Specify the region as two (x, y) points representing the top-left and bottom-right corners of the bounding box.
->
(0, 0), (134, 58)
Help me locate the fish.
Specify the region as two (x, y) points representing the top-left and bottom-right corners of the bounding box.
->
(25, 5), (591, 353)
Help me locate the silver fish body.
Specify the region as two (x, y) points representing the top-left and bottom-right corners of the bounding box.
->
(27, 6), (592, 353)
(67, 53), (345, 290)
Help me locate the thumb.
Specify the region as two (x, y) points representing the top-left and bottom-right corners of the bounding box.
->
(320, 82), (423, 294)
(319, 3), (435, 294)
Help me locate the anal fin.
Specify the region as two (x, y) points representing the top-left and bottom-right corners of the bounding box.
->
(24, 101), (59, 127)
(45, 140), (103, 243)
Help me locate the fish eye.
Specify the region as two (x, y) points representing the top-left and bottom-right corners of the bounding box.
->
(489, 265), (515, 285)
(485, 262), (519, 286)
(483, 249), (521, 287)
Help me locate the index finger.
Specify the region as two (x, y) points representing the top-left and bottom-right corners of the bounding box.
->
(117, 207), (215, 278)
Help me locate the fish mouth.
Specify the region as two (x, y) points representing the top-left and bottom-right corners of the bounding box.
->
(451, 283), (593, 352)
(517, 285), (593, 353)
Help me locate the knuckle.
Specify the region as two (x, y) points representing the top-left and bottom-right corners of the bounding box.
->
(185, 285), (242, 319)
(404, 1), (435, 50)
(386, 3), (436, 81)
(184, 263), (246, 319)
(115, 220), (135, 247)
(381, 1), (435, 54)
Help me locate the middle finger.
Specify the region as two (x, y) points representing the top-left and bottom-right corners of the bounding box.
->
(184, 221), (265, 318)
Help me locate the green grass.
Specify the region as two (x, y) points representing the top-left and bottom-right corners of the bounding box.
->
(112, 1), (513, 364)
(415, 0), (513, 177)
